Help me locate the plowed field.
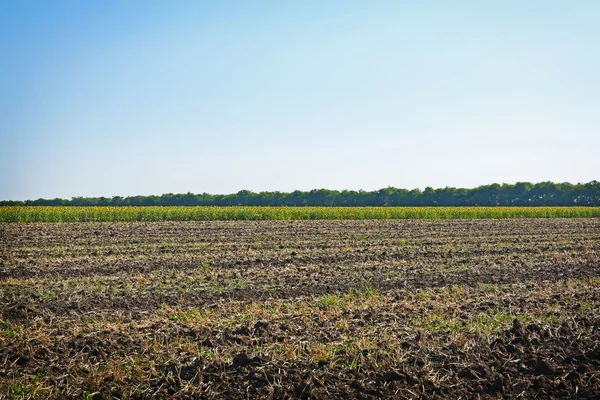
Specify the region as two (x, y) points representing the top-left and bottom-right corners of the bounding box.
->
(1, 219), (599, 399)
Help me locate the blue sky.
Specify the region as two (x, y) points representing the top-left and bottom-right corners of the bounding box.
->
(1, 1), (598, 200)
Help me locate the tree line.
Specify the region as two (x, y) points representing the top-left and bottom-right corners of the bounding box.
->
(2, 181), (599, 207)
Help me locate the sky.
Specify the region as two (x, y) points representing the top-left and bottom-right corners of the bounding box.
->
(1, 0), (599, 200)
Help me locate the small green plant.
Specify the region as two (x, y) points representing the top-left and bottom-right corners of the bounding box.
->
(398, 239), (407, 247)
(225, 279), (248, 290)
(1, 321), (17, 339)
(348, 354), (361, 369)
(169, 307), (202, 322)
(417, 290), (431, 301)
(201, 263), (210, 273)
(197, 345), (214, 358)
(6, 380), (34, 397)
(316, 294), (346, 308)
(478, 283), (499, 293)
(349, 283), (377, 298)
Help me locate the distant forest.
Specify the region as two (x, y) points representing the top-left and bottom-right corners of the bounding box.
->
(2, 181), (599, 207)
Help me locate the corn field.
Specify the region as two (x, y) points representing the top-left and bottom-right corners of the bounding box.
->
(1, 206), (599, 222)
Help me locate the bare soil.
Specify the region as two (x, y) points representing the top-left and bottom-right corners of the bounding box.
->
(1, 219), (599, 399)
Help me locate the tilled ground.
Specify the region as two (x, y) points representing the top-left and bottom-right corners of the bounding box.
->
(0, 219), (599, 399)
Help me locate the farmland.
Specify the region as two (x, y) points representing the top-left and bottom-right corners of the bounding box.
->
(1, 218), (600, 399)
(1, 206), (600, 222)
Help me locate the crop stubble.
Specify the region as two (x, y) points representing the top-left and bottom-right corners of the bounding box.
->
(0, 219), (599, 399)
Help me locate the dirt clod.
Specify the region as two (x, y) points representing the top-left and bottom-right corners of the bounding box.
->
(231, 353), (261, 369)
(533, 359), (555, 376)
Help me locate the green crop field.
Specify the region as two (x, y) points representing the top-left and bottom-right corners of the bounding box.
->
(1, 206), (599, 222)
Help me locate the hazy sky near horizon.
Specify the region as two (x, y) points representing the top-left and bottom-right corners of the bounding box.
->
(1, 1), (599, 200)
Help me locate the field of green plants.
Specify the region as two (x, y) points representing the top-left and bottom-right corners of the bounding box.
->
(1, 206), (599, 222)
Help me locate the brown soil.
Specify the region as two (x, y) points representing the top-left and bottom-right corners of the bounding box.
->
(0, 219), (599, 399)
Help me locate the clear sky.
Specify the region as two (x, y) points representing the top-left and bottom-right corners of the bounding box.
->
(1, 1), (598, 200)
